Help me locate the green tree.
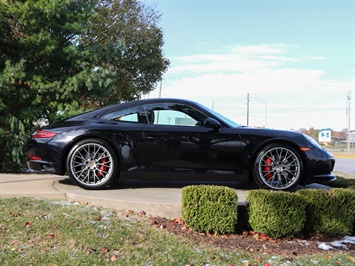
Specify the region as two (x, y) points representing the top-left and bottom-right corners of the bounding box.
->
(81, 0), (169, 108)
(0, 0), (169, 170)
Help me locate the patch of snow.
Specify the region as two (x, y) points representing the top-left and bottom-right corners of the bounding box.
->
(318, 242), (333, 250)
(329, 241), (348, 249)
(318, 235), (355, 250)
(342, 235), (355, 244)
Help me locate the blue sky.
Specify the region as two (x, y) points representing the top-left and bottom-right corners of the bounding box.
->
(145, 0), (354, 131)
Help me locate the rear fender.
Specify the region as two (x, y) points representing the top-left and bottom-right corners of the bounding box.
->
(59, 133), (124, 175)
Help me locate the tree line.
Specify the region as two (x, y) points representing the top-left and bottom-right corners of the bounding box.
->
(0, 0), (169, 170)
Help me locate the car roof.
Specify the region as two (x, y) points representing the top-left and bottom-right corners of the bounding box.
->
(67, 98), (202, 120)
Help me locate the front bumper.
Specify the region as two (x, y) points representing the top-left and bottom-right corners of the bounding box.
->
(306, 172), (337, 183)
(304, 147), (336, 184)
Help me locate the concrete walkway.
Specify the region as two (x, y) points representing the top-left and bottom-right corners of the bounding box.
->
(0, 172), (334, 219)
(0, 173), (254, 218)
(0, 174), (66, 199)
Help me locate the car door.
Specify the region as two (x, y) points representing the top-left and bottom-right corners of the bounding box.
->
(99, 105), (152, 174)
(140, 102), (245, 180)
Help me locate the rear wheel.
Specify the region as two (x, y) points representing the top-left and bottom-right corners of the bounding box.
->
(252, 143), (303, 190)
(66, 138), (118, 190)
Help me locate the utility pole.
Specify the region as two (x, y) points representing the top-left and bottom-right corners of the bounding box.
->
(247, 93), (250, 127)
(158, 80), (162, 98)
(347, 91), (351, 151)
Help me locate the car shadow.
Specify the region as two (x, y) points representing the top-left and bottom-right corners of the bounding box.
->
(58, 177), (329, 192)
(58, 177), (260, 191)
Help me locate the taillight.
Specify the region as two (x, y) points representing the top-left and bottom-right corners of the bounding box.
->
(29, 155), (42, 161)
(32, 129), (57, 139)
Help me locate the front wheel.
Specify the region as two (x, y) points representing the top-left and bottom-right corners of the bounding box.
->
(66, 138), (118, 190)
(252, 143), (303, 190)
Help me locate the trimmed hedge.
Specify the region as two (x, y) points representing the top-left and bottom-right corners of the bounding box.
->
(246, 190), (306, 239)
(181, 185), (238, 234)
(296, 188), (355, 236)
(181, 187), (355, 238)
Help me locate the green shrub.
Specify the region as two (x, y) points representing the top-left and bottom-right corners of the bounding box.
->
(296, 188), (355, 236)
(246, 190), (306, 239)
(181, 185), (238, 234)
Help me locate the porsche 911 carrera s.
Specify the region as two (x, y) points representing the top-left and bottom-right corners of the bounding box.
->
(27, 98), (336, 190)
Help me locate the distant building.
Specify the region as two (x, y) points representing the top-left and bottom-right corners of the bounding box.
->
(350, 131), (355, 142)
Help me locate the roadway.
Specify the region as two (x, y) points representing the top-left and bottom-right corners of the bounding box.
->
(333, 157), (355, 175)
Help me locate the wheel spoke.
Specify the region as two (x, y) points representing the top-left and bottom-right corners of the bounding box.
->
(82, 171), (90, 183)
(73, 151), (87, 161)
(74, 167), (87, 177)
(262, 171), (273, 179)
(276, 173), (284, 187)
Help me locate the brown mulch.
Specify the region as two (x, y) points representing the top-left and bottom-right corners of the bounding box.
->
(149, 216), (355, 256)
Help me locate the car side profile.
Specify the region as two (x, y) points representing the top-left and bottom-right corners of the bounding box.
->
(27, 98), (336, 191)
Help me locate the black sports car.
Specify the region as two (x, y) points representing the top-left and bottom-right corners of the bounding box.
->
(27, 98), (336, 190)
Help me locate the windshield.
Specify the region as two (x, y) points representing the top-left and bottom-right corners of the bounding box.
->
(207, 107), (241, 128)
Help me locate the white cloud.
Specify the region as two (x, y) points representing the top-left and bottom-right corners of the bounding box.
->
(147, 44), (352, 130)
(169, 44), (308, 75)
(163, 68), (327, 98)
(231, 44), (285, 54)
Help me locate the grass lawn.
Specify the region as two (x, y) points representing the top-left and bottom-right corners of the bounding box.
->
(1, 197), (355, 265)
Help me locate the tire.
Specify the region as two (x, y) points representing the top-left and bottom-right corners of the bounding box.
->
(252, 143), (303, 190)
(66, 138), (118, 190)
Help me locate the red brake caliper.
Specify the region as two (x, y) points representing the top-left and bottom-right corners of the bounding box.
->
(264, 157), (273, 180)
(98, 158), (107, 177)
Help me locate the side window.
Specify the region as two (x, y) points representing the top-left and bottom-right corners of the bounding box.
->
(100, 106), (150, 124)
(100, 102), (207, 126)
(118, 113), (138, 122)
(143, 103), (207, 126)
(152, 110), (197, 126)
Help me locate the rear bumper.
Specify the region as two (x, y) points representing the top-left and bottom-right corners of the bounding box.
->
(27, 137), (65, 175)
(27, 160), (58, 174)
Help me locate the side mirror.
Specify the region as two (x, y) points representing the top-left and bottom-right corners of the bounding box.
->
(203, 118), (220, 132)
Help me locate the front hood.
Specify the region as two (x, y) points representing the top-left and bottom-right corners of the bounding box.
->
(244, 127), (303, 138)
